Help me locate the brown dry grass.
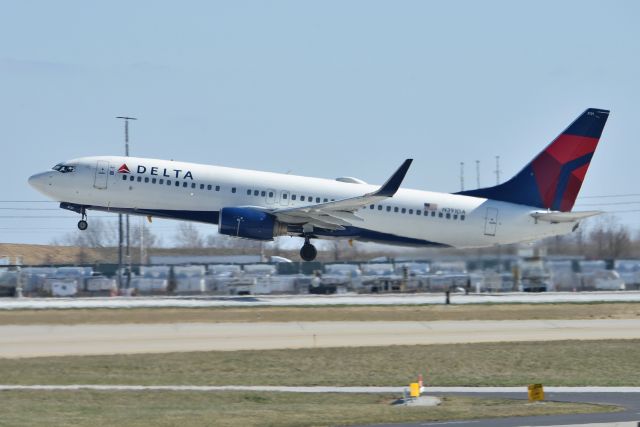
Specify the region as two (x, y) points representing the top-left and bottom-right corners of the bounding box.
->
(2, 340), (639, 387)
(1, 303), (640, 325)
(0, 391), (616, 427)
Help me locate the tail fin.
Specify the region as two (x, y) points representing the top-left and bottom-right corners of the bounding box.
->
(457, 108), (610, 211)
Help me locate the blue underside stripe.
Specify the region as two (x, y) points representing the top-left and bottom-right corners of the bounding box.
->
(60, 203), (450, 248)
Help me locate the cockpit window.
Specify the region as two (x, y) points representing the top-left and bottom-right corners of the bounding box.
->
(52, 163), (75, 173)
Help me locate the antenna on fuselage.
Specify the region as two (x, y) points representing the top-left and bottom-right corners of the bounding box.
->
(116, 116), (137, 291)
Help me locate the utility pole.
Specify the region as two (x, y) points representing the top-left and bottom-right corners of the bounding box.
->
(475, 160), (480, 189)
(116, 116), (137, 290)
(459, 162), (464, 191)
(495, 155), (501, 185)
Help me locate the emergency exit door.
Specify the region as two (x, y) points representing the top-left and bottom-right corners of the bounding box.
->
(94, 161), (109, 189)
(484, 207), (498, 236)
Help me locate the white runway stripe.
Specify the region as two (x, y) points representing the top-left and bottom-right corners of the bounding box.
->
(3, 292), (640, 310)
(1, 385), (640, 393)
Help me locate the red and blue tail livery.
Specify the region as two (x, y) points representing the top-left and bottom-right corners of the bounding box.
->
(457, 108), (609, 212)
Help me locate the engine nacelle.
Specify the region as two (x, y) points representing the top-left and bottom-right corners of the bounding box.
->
(218, 207), (286, 241)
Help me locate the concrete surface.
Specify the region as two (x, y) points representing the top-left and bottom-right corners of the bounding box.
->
(2, 292), (640, 310)
(1, 319), (640, 357)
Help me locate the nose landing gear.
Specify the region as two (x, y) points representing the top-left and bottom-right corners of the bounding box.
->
(300, 237), (317, 262)
(77, 207), (88, 231)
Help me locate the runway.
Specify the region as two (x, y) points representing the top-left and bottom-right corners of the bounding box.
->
(2, 318), (640, 358)
(3, 291), (640, 310)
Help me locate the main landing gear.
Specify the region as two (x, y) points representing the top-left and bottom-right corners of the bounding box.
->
(300, 237), (317, 262)
(77, 207), (88, 231)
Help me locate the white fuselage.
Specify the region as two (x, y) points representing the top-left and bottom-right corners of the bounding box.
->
(29, 156), (576, 248)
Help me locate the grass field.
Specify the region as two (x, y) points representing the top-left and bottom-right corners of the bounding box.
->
(2, 340), (639, 387)
(2, 302), (640, 325)
(0, 391), (618, 427)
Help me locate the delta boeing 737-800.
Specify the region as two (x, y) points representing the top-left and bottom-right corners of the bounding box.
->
(29, 108), (609, 261)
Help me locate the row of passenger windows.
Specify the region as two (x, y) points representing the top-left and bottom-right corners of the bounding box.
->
(365, 204), (465, 220)
(245, 188), (333, 203)
(123, 175), (465, 221)
(122, 174), (235, 193)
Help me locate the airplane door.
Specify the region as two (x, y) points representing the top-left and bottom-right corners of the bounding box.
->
(265, 189), (277, 205)
(484, 207), (498, 236)
(279, 190), (290, 206)
(94, 161), (109, 189)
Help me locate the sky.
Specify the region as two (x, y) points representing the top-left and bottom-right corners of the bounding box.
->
(1, 0), (639, 246)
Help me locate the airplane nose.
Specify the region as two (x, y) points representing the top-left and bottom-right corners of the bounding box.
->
(28, 172), (50, 192)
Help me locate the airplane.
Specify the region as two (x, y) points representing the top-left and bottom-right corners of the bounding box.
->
(28, 108), (609, 262)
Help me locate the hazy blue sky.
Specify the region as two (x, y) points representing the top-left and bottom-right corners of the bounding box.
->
(1, 1), (639, 245)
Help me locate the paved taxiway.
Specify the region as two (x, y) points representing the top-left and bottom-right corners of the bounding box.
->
(2, 319), (640, 358)
(370, 392), (640, 427)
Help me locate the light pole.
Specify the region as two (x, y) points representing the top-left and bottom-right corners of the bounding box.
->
(116, 116), (137, 290)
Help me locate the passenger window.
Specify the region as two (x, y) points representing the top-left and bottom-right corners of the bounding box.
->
(394, 207), (399, 213)
(215, 185), (220, 191)
(378, 205), (382, 210)
(431, 211), (436, 217)
(159, 179), (164, 185)
(401, 208), (406, 214)
(283, 193), (288, 199)
(438, 212), (443, 218)
(122, 175), (127, 181)
(323, 198), (328, 203)
(191, 183), (196, 189)
(269, 191), (274, 197)
(232, 187), (236, 193)
(292, 195), (297, 201)
(130, 176), (135, 181)
(453, 214), (458, 220)
(207, 184), (212, 190)
(446, 213), (451, 219)
(137, 176), (142, 182)
(144, 177), (149, 183)
(370, 204), (374, 209)
(247, 189), (252, 195)
(386, 206), (391, 212)
(254, 190), (259, 196)
(199, 184), (204, 189)
(416, 210), (421, 215)
(408, 209), (413, 214)
(300, 196), (305, 201)
(461, 215), (466, 221)
(316, 197), (320, 203)
(175, 181), (180, 187)
(183, 182), (188, 188)
(167, 180), (171, 185)
(152, 178), (156, 184)
(261, 191), (266, 197)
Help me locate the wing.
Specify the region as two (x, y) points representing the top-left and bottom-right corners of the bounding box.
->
(271, 159), (413, 230)
(531, 210), (602, 223)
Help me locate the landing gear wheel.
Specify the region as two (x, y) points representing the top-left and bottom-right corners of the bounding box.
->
(77, 220), (88, 231)
(300, 241), (317, 262)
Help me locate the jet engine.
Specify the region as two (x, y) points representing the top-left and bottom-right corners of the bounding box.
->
(218, 207), (287, 241)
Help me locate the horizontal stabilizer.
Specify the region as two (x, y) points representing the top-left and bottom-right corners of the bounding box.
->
(531, 210), (601, 223)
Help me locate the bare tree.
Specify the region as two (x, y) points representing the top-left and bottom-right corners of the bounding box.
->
(174, 222), (205, 248)
(55, 219), (118, 248)
(588, 216), (631, 259)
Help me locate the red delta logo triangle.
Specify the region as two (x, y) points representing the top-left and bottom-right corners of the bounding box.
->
(118, 164), (131, 174)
